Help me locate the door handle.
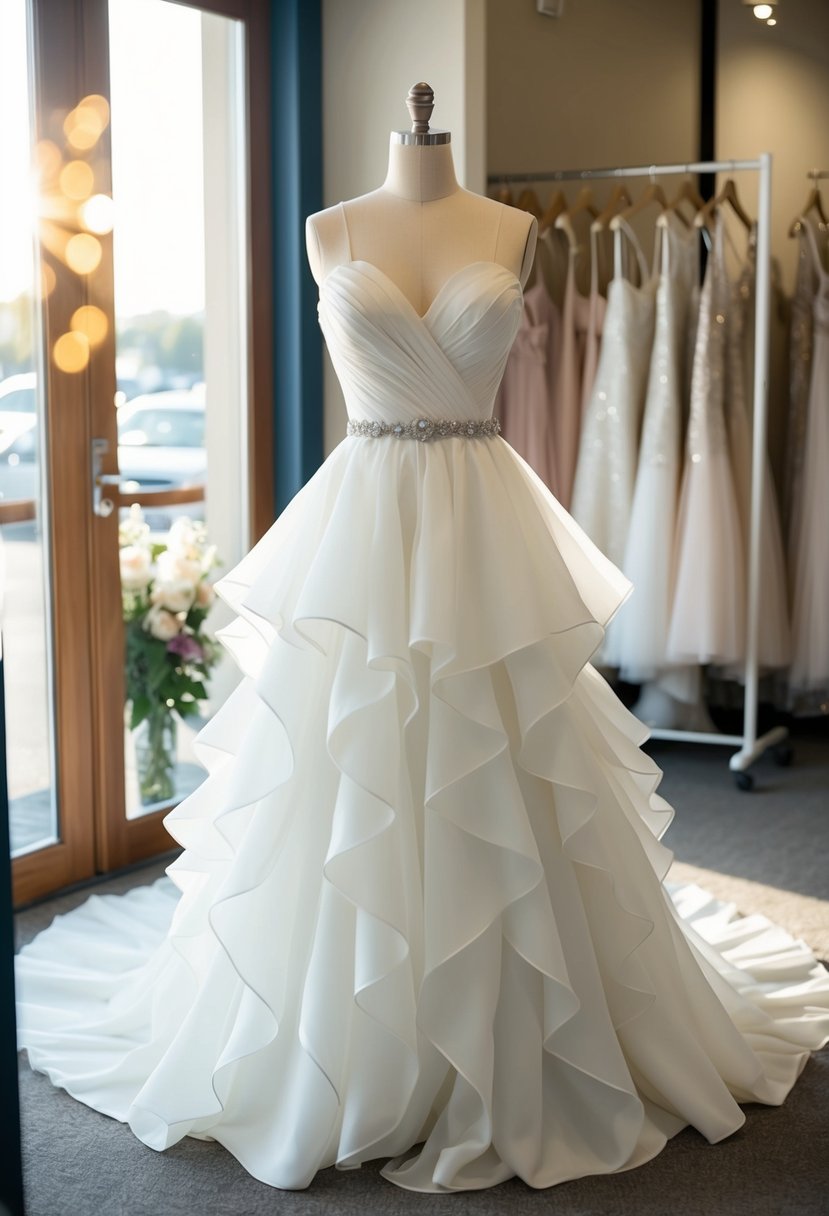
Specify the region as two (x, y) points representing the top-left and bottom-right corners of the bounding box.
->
(91, 437), (122, 517)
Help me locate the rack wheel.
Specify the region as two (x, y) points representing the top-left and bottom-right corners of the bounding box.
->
(735, 771), (754, 792)
(773, 743), (794, 767)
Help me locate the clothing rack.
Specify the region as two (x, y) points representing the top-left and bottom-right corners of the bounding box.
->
(487, 154), (787, 789)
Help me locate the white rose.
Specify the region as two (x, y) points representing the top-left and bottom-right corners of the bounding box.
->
(156, 549), (202, 587)
(195, 579), (215, 608)
(120, 545), (152, 590)
(145, 605), (181, 641)
(151, 579), (196, 613)
(167, 517), (205, 561)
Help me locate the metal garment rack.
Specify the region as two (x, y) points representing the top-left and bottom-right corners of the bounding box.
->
(487, 155), (786, 788)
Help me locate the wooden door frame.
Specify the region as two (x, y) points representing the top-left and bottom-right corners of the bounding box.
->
(12, 0), (274, 902)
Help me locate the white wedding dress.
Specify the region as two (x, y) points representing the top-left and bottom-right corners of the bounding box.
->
(15, 212), (829, 1194)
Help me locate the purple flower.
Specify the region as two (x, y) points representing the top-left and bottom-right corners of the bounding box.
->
(166, 633), (204, 663)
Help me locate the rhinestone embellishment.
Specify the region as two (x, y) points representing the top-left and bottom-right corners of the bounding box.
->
(347, 417), (501, 441)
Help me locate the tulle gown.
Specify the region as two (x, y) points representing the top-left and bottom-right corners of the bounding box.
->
(15, 203), (829, 1195)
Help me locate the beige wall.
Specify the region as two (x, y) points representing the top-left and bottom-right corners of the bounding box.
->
(321, 0), (486, 453)
(717, 0), (829, 292)
(486, 0), (699, 178)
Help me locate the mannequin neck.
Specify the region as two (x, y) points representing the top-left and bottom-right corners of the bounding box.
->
(382, 138), (459, 202)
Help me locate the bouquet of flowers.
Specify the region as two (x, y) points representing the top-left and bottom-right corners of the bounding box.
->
(119, 505), (221, 805)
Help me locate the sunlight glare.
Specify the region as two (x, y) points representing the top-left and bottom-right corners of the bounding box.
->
(81, 193), (115, 234)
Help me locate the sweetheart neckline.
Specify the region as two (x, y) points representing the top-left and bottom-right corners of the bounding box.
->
(319, 258), (523, 323)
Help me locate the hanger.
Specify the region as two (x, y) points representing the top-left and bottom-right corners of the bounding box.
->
(516, 187), (543, 219)
(495, 180), (513, 206)
(591, 183), (633, 231)
(539, 188), (566, 234)
(612, 180), (669, 227)
(560, 185), (599, 223)
(694, 177), (752, 231)
(788, 181), (828, 237)
(666, 177), (705, 226)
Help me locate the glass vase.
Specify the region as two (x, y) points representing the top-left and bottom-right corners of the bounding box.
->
(134, 708), (177, 806)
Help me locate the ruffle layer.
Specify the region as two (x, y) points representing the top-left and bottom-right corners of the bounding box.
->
(16, 436), (829, 1193)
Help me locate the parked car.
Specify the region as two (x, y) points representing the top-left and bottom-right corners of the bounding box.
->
(117, 386), (206, 532)
(0, 412), (38, 504)
(0, 374), (39, 506)
(0, 372), (37, 414)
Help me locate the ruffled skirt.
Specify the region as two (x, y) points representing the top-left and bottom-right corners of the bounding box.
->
(15, 435), (829, 1192)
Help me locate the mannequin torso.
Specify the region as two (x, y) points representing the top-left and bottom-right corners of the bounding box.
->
(306, 140), (537, 316)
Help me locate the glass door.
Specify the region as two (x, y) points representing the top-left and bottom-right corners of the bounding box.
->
(9, 0), (273, 902)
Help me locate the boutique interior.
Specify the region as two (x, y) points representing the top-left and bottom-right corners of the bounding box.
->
(2, 2), (828, 1214)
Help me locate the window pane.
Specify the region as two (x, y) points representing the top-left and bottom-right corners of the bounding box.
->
(1, 0), (58, 857)
(108, 0), (250, 819)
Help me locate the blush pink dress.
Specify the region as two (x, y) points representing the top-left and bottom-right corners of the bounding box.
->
(496, 273), (561, 494)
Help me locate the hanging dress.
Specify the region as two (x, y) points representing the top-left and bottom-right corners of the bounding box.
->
(724, 225), (791, 672)
(496, 268), (561, 493)
(667, 214), (746, 666)
(571, 218), (658, 572)
(788, 217), (829, 708)
(550, 215), (588, 509)
(783, 217), (828, 562)
(616, 213), (696, 687)
(580, 222), (610, 414)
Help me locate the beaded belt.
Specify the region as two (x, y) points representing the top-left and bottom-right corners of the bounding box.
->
(347, 417), (501, 442)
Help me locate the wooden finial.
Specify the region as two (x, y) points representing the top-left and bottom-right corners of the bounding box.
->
(406, 82), (434, 134)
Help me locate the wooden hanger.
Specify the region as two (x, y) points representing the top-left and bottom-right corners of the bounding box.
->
(591, 183), (633, 230)
(495, 182), (513, 206)
(613, 181), (669, 227)
(694, 177), (752, 231)
(561, 186), (599, 223)
(788, 183), (829, 237)
(666, 178), (705, 226)
(516, 187), (543, 219)
(539, 188), (566, 234)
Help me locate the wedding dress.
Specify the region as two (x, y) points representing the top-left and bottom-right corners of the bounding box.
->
(667, 215), (747, 666)
(788, 217), (829, 705)
(615, 213), (696, 691)
(16, 206), (829, 1194)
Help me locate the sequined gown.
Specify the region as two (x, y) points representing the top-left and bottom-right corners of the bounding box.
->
(615, 213), (696, 685)
(667, 215), (747, 665)
(571, 217), (658, 664)
(15, 200), (829, 1195)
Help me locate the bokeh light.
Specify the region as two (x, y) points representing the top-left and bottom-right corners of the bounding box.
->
(63, 94), (110, 151)
(33, 139), (62, 181)
(53, 330), (90, 373)
(40, 262), (57, 299)
(65, 232), (102, 274)
(70, 304), (108, 346)
(81, 193), (114, 234)
(59, 159), (95, 201)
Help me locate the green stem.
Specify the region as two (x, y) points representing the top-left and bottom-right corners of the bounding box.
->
(138, 709), (176, 805)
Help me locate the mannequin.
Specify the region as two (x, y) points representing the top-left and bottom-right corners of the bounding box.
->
(305, 82), (537, 313)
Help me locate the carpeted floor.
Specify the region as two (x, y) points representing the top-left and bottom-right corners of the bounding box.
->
(14, 728), (829, 1216)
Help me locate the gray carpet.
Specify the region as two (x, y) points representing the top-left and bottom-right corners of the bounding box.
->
(14, 730), (829, 1215)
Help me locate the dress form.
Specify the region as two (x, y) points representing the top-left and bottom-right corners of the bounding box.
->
(306, 83), (537, 315)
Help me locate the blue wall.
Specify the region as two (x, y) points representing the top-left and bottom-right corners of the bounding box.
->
(271, 0), (324, 514)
